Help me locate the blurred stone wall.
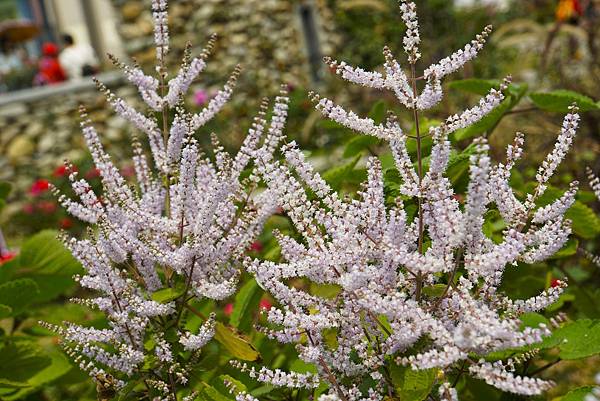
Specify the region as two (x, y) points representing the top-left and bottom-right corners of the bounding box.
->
(110, 0), (339, 97)
(0, 0), (340, 211)
(0, 74), (139, 199)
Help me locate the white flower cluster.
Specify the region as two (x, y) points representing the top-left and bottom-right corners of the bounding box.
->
(44, 0), (288, 398)
(244, 1), (580, 400)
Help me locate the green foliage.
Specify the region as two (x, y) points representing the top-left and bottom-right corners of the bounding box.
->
(213, 322), (261, 361)
(15, 230), (83, 303)
(0, 279), (39, 315)
(550, 319), (600, 360)
(389, 365), (437, 401)
(322, 154), (362, 191)
(230, 278), (263, 332)
(452, 82), (527, 141)
(447, 78), (502, 96)
(151, 286), (186, 303)
(529, 90), (600, 113)
(558, 386), (596, 401)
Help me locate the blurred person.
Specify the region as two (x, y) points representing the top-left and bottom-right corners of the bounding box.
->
(0, 39), (23, 75)
(34, 42), (66, 85)
(59, 33), (99, 79)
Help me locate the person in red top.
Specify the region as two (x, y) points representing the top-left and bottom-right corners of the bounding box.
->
(34, 42), (66, 85)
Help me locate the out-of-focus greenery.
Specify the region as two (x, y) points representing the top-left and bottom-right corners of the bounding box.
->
(0, 1), (599, 400)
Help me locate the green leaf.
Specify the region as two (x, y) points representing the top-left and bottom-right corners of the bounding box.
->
(565, 201), (600, 239)
(453, 97), (513, 141)
(19, 230), (81, 275)
(229, 279), (263, 331)
(0, 182), (11, 200)
(322, 154), (361, 191)
(0, 342), (51, 383)
(550, 238), (578, 259)
(2, 349), (72, 400)
(368, 100), (387, 124)
(553, 319), (600, 360)
(0, 304), (12, 319)
(151, 287), (184, 303)
(213, 322), (260, 361)
(0, 378), (30, 389)
(217, 374), (247, 393)
(557, 386), (596, 401)
(0, 279), (39, 315)
(343, 135), (379, 158)
(422, 284), (447, 297)
(309, 282), (342, 299)
(389, 365), (437, 401)
(448, 78), (501, 96)
(18, 230), (83, 303)
(529, 90), (599, 113)
(289, 358), (318, 374)
(198, 382), (234, 401)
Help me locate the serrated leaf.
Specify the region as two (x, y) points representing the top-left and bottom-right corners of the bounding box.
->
(214, 322), (260, 361)
(448, 78), (501, 96)
(558, 386), (596, 401)
(529, 90), (599, 113)
(565, 201), (600, 239)
(17, 230), (82, 303)
(0, 279), (39, 315)
(553, 319), (600, 360)
(229, 279), (262, 331)
(19, 230), (81, 275)
(2, 349), (71, 400)
(0, 342), (51, 383)
(550, 238), (578, 259)
(343, 135), (379, 158)
(151, 287), (184, 303)
(322, 154), (361, 191)
(389, 365), (437, 401)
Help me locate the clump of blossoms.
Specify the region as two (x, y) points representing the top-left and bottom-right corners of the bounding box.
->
(42, 0), (288, 399)
(241, 1), (580, 400)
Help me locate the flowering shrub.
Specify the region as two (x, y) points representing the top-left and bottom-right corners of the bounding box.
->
(236, 1), (593, 400)
(0, 1), (594, 401)
(41, 0), (289, 399)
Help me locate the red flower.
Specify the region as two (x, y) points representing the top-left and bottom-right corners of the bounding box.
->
(22, 203), (35, 214)
(0, 251), (16, 265)
(259, 298), (272, 311)
(60, 217), (73, 229)
(53, 165), (68, 177)
(556, 0), (583, 22)
(224, 303), (234, 316)
(550, 278), (562, 288)
(37, 200), (57, 214)
(53, 164), (77, 178)
(85, 168), (101, 180)
(249, 241), (263, 253)
(29, 179), (50, 196)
